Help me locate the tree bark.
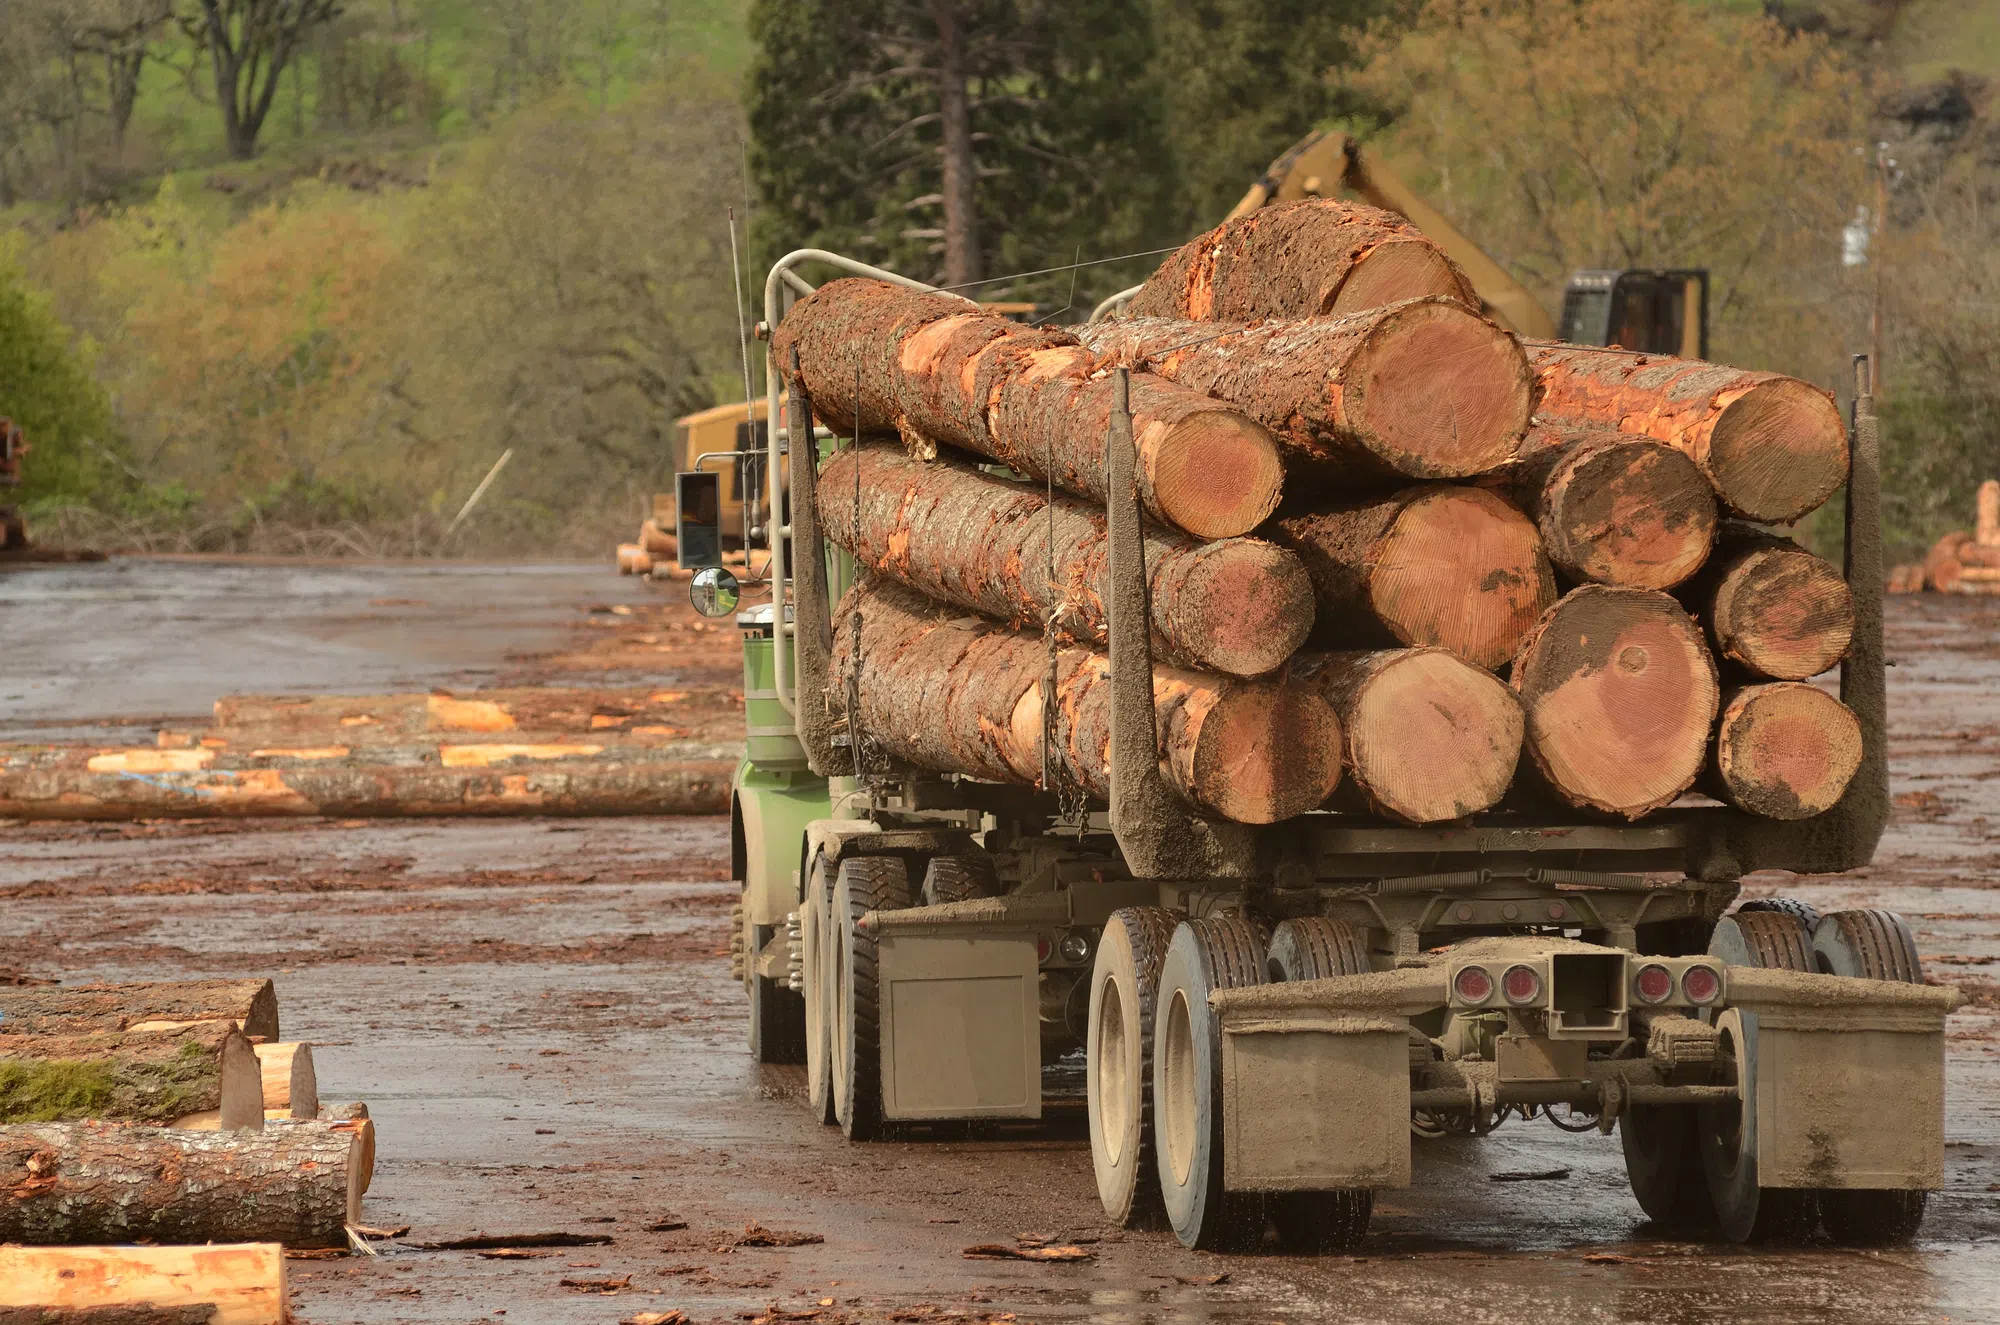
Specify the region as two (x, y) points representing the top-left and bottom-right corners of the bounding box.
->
(1295, 650), (1523, 824)
(1271, 486), (1554, 670)
(828, 579), (1341, 824)
(817, 443), (1313, 676)
(1523, 342), (1848, 523)
(928, 0), (980, 289)
(0, 1243), (285, 1325)
(1078, 299), (1533, 483)
(1510, 585), (1720, 819)
(1683, 526), (1854, 680)
(773, 280), (1284, 539)
(1510, 421), (1717, 588)
(0, 1121), (358, 1247)
(1709, 683), (1863, 820)
(0, 981), (278, 1042)
(0, 1027), (262, 1129)
(1128, 199), (1478, 322)
(251, 1044), (315, 1120)
(0, 1305), (216, 1324)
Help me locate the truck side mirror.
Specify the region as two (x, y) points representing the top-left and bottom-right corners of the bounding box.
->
(676, 470), (723, 570)
(690, 566), (740, 617)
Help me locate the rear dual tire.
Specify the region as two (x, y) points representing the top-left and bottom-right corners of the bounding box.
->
(1088, 907), (1179, 1227)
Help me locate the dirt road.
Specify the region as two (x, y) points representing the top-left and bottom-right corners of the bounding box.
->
(3, 561), (1998, 1323)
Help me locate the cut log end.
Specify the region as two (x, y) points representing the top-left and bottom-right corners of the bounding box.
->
(1513, 586), (1720, 819)
(1174, 542), (1317, 677)
(1315, 650), (1524, 824)
(1714, 683), (1863, 819)
(1712, 544), (1855, 679)
(1147, 410), (1285, 540)
(1348, 300), (1533, 478)
(1374, 487), (1554, 669)
(1329, 239), (1471, 318)
(1540, 439), (1717, 588)
(1707, 378), (1849, 523)
(1186, 681), (1343, 825)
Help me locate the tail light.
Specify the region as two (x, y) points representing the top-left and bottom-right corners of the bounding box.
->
(1453, 965), (1495, 1005)
(1681, 963), (1721, 1006)
(1633, 963), (1674, 1005)
(1035, 935), (1052, 963)
(1501, 964), (1542, 1006)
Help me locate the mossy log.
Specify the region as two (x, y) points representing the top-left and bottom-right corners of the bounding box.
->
(0, 1027), (262, 1129)
(828, 578), (1342, 824)
(1078, 298), (1533, 483)
(0, 981), (277, 1042)
(773, 279), (1284, 539)
(1710, 683), (1864, 820)
(1127, 198), (1478, 322)
(817, 442), (1313, 677)
(1295, 649), (1523, 824)
(0, 1121), (358, 1248)
(1684, 526), (1854, 680)
(1510, 421), (1716, 588)
(1511, 585), (1720, 819)
(1271, 486), (1555, 670)
(1524, 342), (1847, 523)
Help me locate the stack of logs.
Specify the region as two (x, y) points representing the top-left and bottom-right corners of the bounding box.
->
(773, 198), (1863, 825)
(617, 495), (679, 577)
(1899, 479), (2000, 594)
(0, 978), (376, 1249)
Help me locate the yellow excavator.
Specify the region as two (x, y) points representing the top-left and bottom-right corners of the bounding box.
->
(1231, 129), (1708, 358)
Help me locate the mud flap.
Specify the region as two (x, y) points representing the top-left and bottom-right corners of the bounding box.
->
(1218, 1012), (1413, 1191)
(1727, 968), (1958, 1189)
(875, 927), (1042, 1121)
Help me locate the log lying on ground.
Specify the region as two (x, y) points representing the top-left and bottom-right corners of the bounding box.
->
(1924, 530), (1972, 593)
(829, 579), (1341, 823)
(0, 981), (277, 1042)
(1685, 527), (1854, 679)
(1272, 486), (1555, 670)
(210, 686), (742, 745)
(1511, 586), (1720, 818)
(1079, 299), (1533, 482)
(252, 1044), (316, 1121)
(1979, 479), (2000, 546)
(1510, 422), (1716, 588)
(1128, 199), (1478, 322)
(0, 1304), (219, 1324)
(817, 443), (1314, 677)
(1710, 683), (1864, 820)
(0, 742), (734, 821)
(774, 279), (1284, 539)
(1525, 342), (1847, 523)
(0, 1244), (285, 1325)
(319, 1103), (374, 1194)
(1295, 650), (1523, 824)
(0, 1121), (358, 1247)
(0, 1027), (262, 1129)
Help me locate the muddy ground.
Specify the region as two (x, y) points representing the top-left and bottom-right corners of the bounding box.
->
(3, 559), (1999, 1324)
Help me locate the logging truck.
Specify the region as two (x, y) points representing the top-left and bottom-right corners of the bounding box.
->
(703, 246), (1957, 1253)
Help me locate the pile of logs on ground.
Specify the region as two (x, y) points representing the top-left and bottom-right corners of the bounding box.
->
(775, 198), (1862, 824)
(0, 978), (376, 1250)
(1894, 479), (2000, 594)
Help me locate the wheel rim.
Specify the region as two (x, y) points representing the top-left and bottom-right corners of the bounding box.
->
(1095, 975), (1130, 1167)
(1161, 987), (1198, 1189)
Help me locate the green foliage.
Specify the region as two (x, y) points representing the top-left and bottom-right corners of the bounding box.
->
(1150, 0), (1389, 229)
(0, 252), (118, 505)
(0, 1059), (117, 1123)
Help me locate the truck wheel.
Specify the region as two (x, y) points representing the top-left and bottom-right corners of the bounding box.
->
(746, 908), (806, 1065)
(1621, 1104), (1714, 1229)
(1263, 918), (1375, 1253)
(1812, 908), (1930, 1245)
(1735, 897), (1823, 930)
(1155, 915), (1268, 1251)
(1087, 906), (1178, 1227)
(921, 854), (999, 906)
(1700, 910), (1818, 1243)
(802, 853), (837, 1124)
(833, 856), (911, 1141)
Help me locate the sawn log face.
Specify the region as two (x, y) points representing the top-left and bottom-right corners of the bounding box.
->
(1710, 682), (1863, 820)
(1511, 422), (1717, 588)
(1686, 525), (1855, 681)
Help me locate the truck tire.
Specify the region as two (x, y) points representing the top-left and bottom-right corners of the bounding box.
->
(746, 909), (806, 1065)
(1735, 897), (1823, 930)
(802, 853), (837, 1124)
(1087, 906), (1178, 1228)
(1263, 918), (1375, 1253)
(1812, 908), (1929, 1245)
(921, 854), (999, 906)
(1700, 910), (1818, 1243)
(833, 855), (911, 1141)
(1154, 915), (1268, 1251)
(1620, 1104), (1714, 1229)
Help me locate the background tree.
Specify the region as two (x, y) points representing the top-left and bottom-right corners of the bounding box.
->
(74, 0), (176, 152)
(184, 0), (344, 159)
(0, 252), (119, 507)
